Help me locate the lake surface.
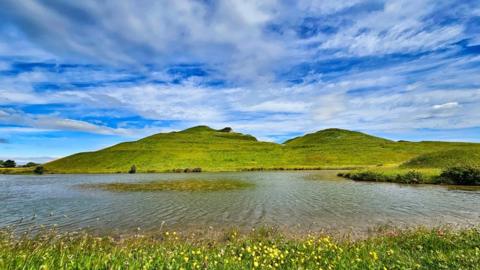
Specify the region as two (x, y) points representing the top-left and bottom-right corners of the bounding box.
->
(1, 171), (479, 235)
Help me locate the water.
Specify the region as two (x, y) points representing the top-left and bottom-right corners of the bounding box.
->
(1, 171), (479, 235)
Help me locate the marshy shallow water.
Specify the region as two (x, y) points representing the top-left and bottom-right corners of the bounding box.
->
(1, 171), (479, 235)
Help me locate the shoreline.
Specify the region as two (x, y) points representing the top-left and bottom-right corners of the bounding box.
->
(0, 166), (359, 175)
(338, 167), (480, 186)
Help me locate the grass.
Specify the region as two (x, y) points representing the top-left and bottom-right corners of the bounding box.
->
(0, 167), (36, 174)
(339, 151), (480, 185)
(338, 168), (442, 184)
(79, 179), (255, 192)
(1, 227), (479, 269)
(41, 126), (480, 174)
(400, 149), (480, 168)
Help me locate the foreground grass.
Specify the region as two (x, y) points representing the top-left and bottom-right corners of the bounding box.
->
(79, 179), (255, 192)
(1, 228), (479, 269)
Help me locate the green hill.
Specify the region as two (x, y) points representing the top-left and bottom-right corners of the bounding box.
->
(43, 126), (480, 173)
(284, 128), (391, 145)
(282, 129), (480, 167)
(401, 149), (480, 168)
(45, 126), (285, 173)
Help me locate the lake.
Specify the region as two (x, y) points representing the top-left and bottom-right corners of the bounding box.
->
(1, 171), (479, 235)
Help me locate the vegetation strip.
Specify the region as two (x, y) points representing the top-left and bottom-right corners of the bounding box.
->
(79, 179), (255, 192)
(1, 228), (479, 269)
(339, 166), (480, 185)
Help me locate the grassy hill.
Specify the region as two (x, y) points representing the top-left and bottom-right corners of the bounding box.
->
(401, 149), (480, 168)
(45, 126), (285, 173)
(284, 129), (480, 168)
(43, 126), (480, 173)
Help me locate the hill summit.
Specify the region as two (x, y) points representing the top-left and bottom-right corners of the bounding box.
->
(284, 128), (390, 145)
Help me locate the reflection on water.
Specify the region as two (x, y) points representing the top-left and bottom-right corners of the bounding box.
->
(1, 171), (479, 234)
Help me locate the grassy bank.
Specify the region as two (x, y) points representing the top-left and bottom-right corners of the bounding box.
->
(338, 168), (441, 184)
(338, 166), (480, 185)
(0, 167), (35, 174)
(1, 228), (479, 269)
(79, 179), (255, 192)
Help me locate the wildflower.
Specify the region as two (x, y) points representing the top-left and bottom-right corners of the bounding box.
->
(370, 251), (378, 261)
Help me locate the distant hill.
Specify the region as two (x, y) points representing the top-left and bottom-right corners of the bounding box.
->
(284, 128), (391, 145)
(44, 126), (480, 173)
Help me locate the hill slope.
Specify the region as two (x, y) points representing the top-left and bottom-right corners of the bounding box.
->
(44, 126), (480, 173)
(45, 126), (285, 173)
(401, 149), (480, 168)
(283, 129), (480, 168)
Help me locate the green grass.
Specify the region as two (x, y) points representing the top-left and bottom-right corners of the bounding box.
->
(79, 179), (255, 192)
(1, 227), (479, 269)
(340, 149), (480, 185)
(401, 149), (480, 168)
(339, 168), (442, 184)
(42, 126), (480, 174)
(0, 167), (35, 174)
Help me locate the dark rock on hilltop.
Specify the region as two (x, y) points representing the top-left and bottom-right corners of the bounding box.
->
(219, 127), (233, 133)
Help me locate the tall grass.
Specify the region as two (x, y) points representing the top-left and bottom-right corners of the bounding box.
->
(1, 227), (479, 269)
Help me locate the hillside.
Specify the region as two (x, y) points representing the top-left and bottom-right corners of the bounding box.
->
(401, 149), (480, 168)
(45, 126), (285, 173)
(43, 126), (480, 173)
(283, 129), (480, 167)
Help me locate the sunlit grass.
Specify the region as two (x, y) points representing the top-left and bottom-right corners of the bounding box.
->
(80, 179), (255, 192)
(1, 227), (479, 269)
(339, 168), (443, 184)
(42, 126), (480, 173)
(0, 167), (35, 174)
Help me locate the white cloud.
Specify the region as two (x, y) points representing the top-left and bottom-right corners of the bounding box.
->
(432, 102), (460, 110)
(239, 100), (309, 113)
(0, 109), (130, 135)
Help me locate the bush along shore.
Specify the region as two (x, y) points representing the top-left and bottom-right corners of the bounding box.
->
(0, 227), (479, 269)
(338, 165), (480, 185)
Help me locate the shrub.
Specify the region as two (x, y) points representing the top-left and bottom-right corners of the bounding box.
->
(24, 162), (39, 167)
(128, 165), (137, 174)
(349, 171), (387, 182)
(3, 160), (16, 168)
(395, 170), (423, 184)
(439, 166), (480, 185)
(33, 166), (44, 175)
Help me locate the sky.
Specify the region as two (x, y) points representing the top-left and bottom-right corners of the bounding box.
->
(1, 0), (480, 163)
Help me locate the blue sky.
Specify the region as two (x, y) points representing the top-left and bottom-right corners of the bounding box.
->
(1, 0), (480, 163)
